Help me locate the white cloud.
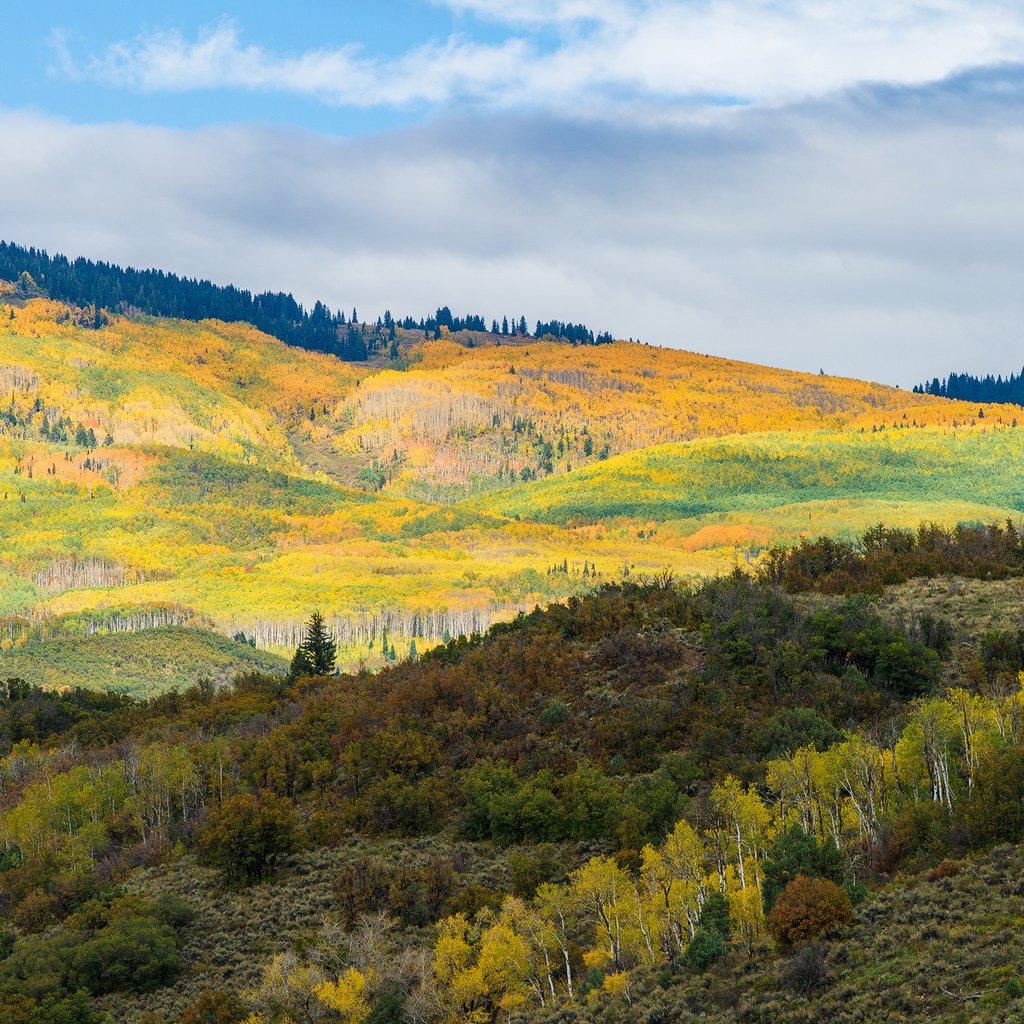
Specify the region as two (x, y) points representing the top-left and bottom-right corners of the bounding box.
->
(435, 0), (635, 26)
(2, 79), (1023, 384)
(54, 3), (1024, 111)
(56, 20), (529, 107)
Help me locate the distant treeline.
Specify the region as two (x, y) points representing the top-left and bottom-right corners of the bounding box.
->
(914, 370), (1024, 407)
(0, 241), (615, 359)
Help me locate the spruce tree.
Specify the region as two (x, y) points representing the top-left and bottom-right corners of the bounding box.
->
(291, 611), (336, 678)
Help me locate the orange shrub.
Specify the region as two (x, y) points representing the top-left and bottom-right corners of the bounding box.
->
(928, 858), (962, 881)
(767, 875), (852, 946)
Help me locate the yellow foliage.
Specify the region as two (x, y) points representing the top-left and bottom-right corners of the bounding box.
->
(315, 968), (371, 1024)
(602, 971), (630, 997)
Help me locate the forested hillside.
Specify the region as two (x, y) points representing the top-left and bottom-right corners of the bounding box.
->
(2, 523), (1024, 1022)
(3, 291), (1024, 684)
(0, 241), (610, 359)
(916, 368), (1024, 406)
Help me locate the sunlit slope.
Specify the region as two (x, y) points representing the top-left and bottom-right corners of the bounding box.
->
(0, 299), (364, 471)
(335, 335), (1017, 497)
(478, 427), (1024, 526)
(0, 626), (287, 696)
(2, 447), (722, 668)
(4, 298), (1024, 685)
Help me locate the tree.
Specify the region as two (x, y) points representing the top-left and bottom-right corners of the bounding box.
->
(682, 925), (726, 970)
(291, 612), (336, 678)
(761, 826), (846, 914)
(199, 791), (299, 886)
(315, 968), (372, 1024)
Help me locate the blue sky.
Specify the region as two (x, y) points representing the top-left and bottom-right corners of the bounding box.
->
(7, 2), (496, 134)
(2, 2), (1024, 382)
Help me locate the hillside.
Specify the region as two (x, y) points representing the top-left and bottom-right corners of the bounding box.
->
(3, 294), (1023, 684)
(1, 531), (1024, 1023)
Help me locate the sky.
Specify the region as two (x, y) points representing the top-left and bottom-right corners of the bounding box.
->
(2, 2), (1024, 384)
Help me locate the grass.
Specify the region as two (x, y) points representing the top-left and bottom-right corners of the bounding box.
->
(0, 626), (286, 696)
(477, 428), (1024, 526)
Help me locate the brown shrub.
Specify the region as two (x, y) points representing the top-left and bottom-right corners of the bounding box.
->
(767, 875), (852, 946)
(12, 888), (60, 933)
(927, 858), (962, 881)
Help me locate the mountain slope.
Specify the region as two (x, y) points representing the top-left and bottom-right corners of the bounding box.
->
(2, 294), (1022, 683)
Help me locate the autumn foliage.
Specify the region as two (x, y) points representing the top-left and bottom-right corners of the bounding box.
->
(767, 876), (852, 946)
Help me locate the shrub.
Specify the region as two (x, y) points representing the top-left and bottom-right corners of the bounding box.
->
(13, 890), (60, 934)
(539, 700), (569, 728)
(199, 790), (299, 887)
(364, 985), (407, 1024)
(509, 845), (560, 898)
(67, 915), (181, 994)
(768, 876), (852, 946)
(25, 989), (99, 1024)
(762, 826), (847, 913)
(0, 924), (15, 962)
(782, 942), (829, 993)
(682, 927), (727, 970)
(757, 707), (841, 757)
(927, 859), (962, 882)
(696, 892), (732, 943)
(179, 988), (247, 1024)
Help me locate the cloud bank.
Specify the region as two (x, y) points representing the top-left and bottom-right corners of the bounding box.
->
(55, 3), (1024, 111)
(4, 65), (1023, 384)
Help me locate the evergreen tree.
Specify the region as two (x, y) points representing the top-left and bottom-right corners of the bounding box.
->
(290, 611), (336, 678)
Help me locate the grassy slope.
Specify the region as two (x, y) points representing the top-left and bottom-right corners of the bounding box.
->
(0, 626), (286, 696)
(99, 574), (1024, 1022)
(633, 843), (1024, 1023)
(477, 428), (1024, 526)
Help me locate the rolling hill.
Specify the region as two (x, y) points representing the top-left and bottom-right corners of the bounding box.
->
(2, 290), (1022, 687)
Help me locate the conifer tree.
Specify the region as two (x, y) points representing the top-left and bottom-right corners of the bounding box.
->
(290, 612), (336, 678)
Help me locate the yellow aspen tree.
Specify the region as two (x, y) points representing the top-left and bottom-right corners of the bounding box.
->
(570, 856), (630, 970)
(315, 968), (372, 1024)
(534, 883), (579, 1000)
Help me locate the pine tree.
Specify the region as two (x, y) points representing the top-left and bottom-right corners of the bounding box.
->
(291, 611), (336, 678)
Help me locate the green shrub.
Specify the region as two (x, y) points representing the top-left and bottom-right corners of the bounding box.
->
(682, 927), (727, 970)
(762, 826), (847, 914)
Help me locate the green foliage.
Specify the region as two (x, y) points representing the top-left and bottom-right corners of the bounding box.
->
(762, 827), (847, 914)
(26, 991), (99, 1024)
(757, 707), (842, 758)
(539, 699), (569, 728)
(696, 892), (732, 943)
(364, 985), (407, 1024)
(0, 626), (285, 698)
(957, 745), (1024, 846)
(682, 926), (727, 970)
(0, 895), (186, 1022)
(198, 791), (300, 887)
(290, 611), (337, 679)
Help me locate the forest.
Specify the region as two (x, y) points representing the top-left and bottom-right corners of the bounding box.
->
(1, 522), (1024, 1022)
(8, 294), (1024, 686)
(915, 369), (1024, 407)
(0, 242), (612, 359)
